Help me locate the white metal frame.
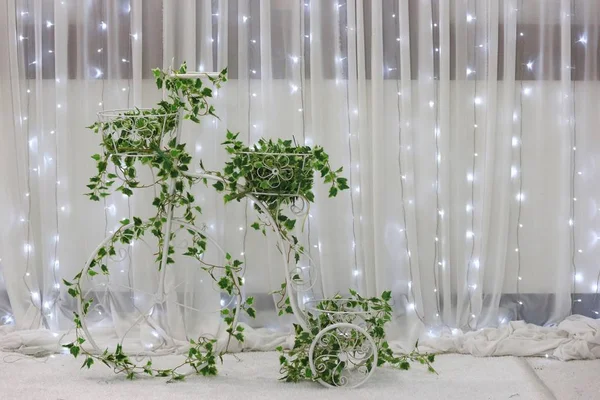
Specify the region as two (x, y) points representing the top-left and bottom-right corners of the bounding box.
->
(79, 70), (376, 388)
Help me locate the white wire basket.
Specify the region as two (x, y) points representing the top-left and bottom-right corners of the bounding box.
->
(96, 108), (180, 157)
(303, 299), (378, 389)
(234, 151), (312, 197)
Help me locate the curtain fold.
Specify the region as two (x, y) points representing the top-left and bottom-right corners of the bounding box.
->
(1, 0), (600, 357)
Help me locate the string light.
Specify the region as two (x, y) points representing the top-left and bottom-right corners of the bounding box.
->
(515, 192), (525, 202)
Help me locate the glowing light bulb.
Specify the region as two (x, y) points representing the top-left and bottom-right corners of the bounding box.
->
(526, 61), (534, 70)
(429, 101), (435, 108)
(515, 192), (525, 202)
(577, 35), (587, 45)
(575, 273), (583, 282)
(100, 21), (107, 30)
(511, 166), (518, 178)
(466, 231), (474, 239)
(290, 56), (299, 63)
(466, 68), (474, 76)
(46, 21), (54, 28)
(512, 137), (519, 147)
(523, 87), (532, 95)
(466, 14), (474, 22)
(474, 97), (482, 105)
(467, 173), (474, 182)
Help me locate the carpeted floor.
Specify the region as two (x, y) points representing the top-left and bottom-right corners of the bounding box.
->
(0, 351), (597, 399)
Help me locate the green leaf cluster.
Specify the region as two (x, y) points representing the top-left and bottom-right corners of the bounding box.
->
(63, 63), (255, 381)
(276, 290), (437, 385)
(208, 132), (348, 269)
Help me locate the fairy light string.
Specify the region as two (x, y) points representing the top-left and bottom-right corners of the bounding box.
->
(338, 1), (360, 290)
(465, 0), (482, 329)
(390, 0), (424, 323)
(514, 0), (526, 320)
(429, 0), (444, 327)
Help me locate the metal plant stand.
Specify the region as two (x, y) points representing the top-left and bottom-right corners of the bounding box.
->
(78, 70), (377, 388)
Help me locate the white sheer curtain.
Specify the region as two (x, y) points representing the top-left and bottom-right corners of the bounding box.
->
(1, 0), (600, 358)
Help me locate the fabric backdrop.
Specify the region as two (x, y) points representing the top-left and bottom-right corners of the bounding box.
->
(1, 0), (600, 358)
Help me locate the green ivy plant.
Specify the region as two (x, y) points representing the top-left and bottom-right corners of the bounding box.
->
(276, 290), (436, 386)
(208, 132), (348, 262)
(62, 63), (256, 382)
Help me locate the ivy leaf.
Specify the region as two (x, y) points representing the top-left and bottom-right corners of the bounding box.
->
(213, 181), (224, 191)
(70, 345), (80, 358)
(81, 357), (94, 369)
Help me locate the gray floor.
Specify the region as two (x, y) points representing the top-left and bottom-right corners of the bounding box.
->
(0, 351), (597, 399)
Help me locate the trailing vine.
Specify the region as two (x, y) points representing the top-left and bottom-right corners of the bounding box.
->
(205, 132), (350, 316)
(63, 63), (255, 381)
(276, 290), (436, 385)
(61, 60), (420, 388)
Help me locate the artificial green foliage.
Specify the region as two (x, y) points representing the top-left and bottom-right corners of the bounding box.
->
(209, 131), (349, 265)
(276, 290), (436, 386)
(63, 63), (254, 382)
